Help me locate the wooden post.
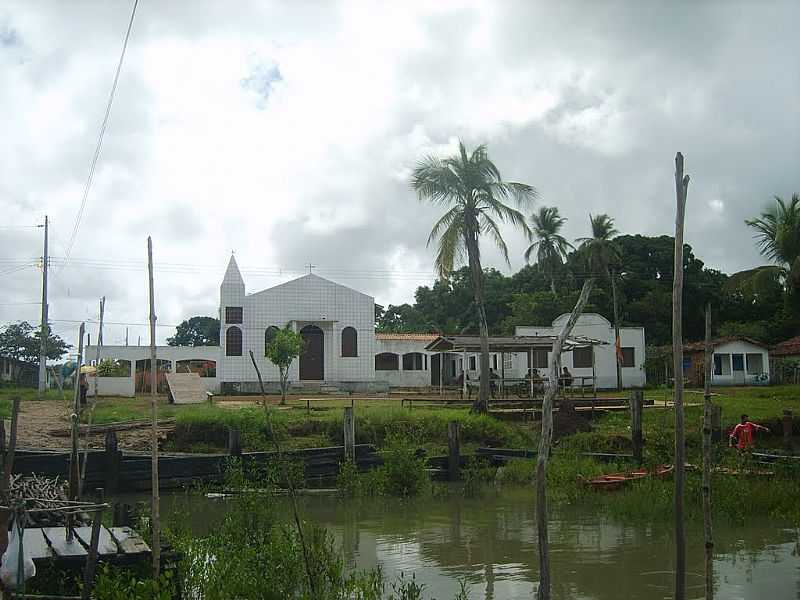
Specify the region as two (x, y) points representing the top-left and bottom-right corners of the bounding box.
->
(702, 302), (714, 600)
(500, 351), (505, 399)
(147, 236), (161, 579)
(343, 407), (355, 463)
(104, 430), (121, 494)
(447, 421), (460, 481)
(92, 296), (105, 398)
(611, 270), (622, 391)
(228, 427), (242, 456)
(536, 277), (594, 600)
(81, 495), (105, 600)
(529, 347), (534, 399)
(0, 397), (21, 556)
(711, 405), (722, 443)
(672, 151), (690, 600)
(439, 353), (444, 397)
(630, 389), (643, 465)
(783, 410), (793, 452)
(462, 349), (467, 400)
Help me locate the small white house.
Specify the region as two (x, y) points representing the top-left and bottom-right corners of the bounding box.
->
(515, 313), (646, 389)
(706, 338), (769, 386)
(374, 333), (440, 388)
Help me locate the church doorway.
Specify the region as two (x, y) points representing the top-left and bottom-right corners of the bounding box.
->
(299, 325), (324, 381)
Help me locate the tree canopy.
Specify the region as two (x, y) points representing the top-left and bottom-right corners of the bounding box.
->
(167, 316), (220, 347)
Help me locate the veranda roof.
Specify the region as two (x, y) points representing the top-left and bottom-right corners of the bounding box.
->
(424, 334), (606, 353)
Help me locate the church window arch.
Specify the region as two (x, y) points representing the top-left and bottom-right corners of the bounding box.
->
(341, 327), (358, 357)
(226, 326), (242, 356)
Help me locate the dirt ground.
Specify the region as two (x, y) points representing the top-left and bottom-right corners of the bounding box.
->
(14, 399), (173, 452)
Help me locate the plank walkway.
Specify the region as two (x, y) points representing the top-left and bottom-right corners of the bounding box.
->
(23, 525), (150, 561)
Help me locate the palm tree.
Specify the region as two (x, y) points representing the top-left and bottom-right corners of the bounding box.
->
(536, 215), (616, 600)
(524, 206), (573, 294)
(578, 213), (623, 390)
(745, 193), (800, 289)
(412, 141), (536, 413)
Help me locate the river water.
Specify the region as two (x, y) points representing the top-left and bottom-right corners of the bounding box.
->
(155, 487), (799, 600)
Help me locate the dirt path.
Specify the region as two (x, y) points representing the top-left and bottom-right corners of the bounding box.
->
(13, 400), (170, 452)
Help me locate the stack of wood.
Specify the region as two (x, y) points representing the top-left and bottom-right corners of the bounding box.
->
(8, 474), (89, 527)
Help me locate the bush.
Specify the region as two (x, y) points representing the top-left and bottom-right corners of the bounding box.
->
(168, 406), (288, 451)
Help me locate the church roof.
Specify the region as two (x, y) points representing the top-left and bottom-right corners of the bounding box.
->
(222, 255), (245, 290)
(376, 333), (439, 341)
(250, 272), (373, 300)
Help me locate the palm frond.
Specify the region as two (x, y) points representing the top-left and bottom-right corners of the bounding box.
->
(480, 213), (511, 266)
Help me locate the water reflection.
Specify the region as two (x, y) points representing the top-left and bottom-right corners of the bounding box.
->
(157, 487), (799, 600)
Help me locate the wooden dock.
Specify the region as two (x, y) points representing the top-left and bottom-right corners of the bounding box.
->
(22, 525), (150, 564)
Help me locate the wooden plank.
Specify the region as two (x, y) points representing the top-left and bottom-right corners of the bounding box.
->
(23, 528), (55, 561)
(73, 525), (118, 556)
(108, 527), (150, 555)
(41, 527), (88, 557)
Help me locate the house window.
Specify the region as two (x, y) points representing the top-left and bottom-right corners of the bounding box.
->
(264, 326), (279, 355)
(226, 326), (242, 356)
(746, 353), (764, 374)
(621, 347), (636, 368)
(176, 359), (217, 378)
(469, 356), (476, 371)
(375, 352), (399, 371)
(225, 306), (243, 324)
(732, 354), (745, 372)
(573, 347), (593, 369)
(492, 354), (498, 370)
(402, 352), (425, 371)
(341, 327), (358, 357)
(714, 353), (731, 375)
(528, 350), (548, 369)
(452, 359), (458, 377)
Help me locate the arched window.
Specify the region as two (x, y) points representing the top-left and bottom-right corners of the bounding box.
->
(226, 326), (242, 357)
(375, 352), (399, 371)
(402, 352), (425, 371)
(341, 326), (358, 357)
(265, 326), (279, 355)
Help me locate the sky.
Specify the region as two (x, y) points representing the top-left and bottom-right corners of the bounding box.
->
(1, 0), (798, 350)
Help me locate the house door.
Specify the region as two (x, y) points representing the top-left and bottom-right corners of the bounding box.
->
(299, 325), (324, 381)
(430, 354), (440, 386)
(731, 354), (745, 385)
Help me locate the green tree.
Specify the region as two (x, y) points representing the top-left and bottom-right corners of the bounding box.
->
(167, 316), (220, 346)
(745, 193), (800, 290)
(265, 327), (305, 405)
(0, 321), (69, 383)
(412, 141), (536, 413)
(524, 206), (573, 294)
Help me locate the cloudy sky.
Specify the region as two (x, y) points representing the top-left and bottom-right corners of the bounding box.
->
(1, 0), (798, 349)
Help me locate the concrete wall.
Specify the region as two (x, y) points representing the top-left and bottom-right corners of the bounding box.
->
(516, 313), (647, 389)
(374, 338), (435, 388)
(91, 345), (221, 396)
(711, 340), (769, 386)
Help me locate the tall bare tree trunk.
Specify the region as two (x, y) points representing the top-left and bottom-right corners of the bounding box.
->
(672, 152), (690, 600)
(611, 270), (622, 391)
(465, 230), (490, 414)
(536, 278), (594, 600)
(702, 302), (714, 599)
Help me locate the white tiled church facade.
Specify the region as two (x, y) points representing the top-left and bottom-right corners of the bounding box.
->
(219, 257), (378, 391)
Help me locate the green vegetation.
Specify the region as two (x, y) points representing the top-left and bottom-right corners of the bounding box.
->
(264, 327), (305, 404)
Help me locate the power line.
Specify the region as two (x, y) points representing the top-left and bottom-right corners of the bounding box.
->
(62, 0), (139, 266)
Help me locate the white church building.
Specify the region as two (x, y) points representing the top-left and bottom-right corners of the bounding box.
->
(89, 257), (645, 397)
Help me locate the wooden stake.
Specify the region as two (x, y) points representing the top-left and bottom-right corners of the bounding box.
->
(631, 389), (643, 466)
(702, 302), (714, 600)
(0, 396), (21, 555)
(343, 407), (355, 463)
(672, 151), (690, 600)
(69, 323), (85, 512)
(147, 236), (161, 579)
(447, 421), (460, 481)
(536, 277), (594, 600)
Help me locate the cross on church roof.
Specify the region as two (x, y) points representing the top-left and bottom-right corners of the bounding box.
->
(306, 263), (316, 274)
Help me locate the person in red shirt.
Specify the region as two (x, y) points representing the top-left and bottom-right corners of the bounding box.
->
(729, 414), (770, 451)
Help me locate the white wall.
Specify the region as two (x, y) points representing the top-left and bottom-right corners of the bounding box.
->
(220, 272), (376, 385)
(92, 345), (221, 396)
(710, 340), (769, 386)
(374, 338), (434, 387)
(88, 377), (135, 397)
(516, 313), (646, 389)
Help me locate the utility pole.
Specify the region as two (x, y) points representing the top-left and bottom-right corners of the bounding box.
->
(38, 215), (49, 397)
(125, 327), (129, 347)
(93, 297), (105, 398)
(611, 270), (622, 391)
(147, 237), (161, 578)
